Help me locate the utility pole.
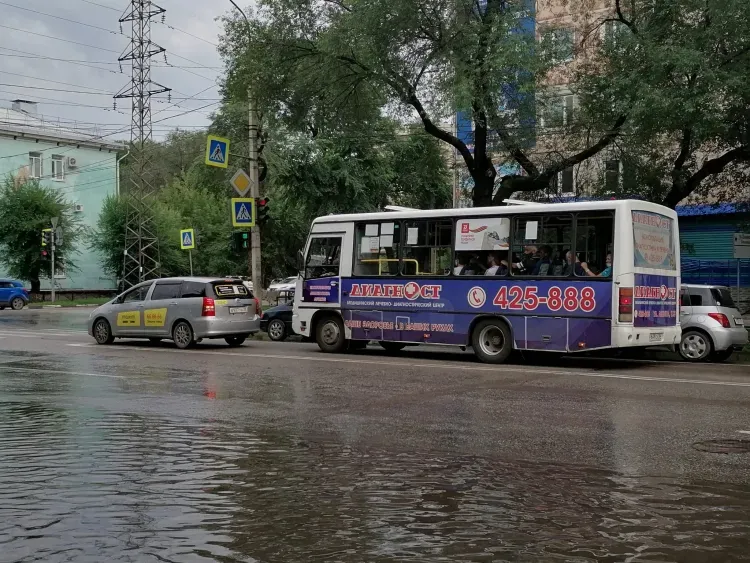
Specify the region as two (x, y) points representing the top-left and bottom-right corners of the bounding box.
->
(248, 92), (262, 295)
(115, 0), (170, 288)
(50, 217), (58, 303)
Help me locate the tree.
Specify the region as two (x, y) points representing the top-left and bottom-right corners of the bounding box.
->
(0, 178), (83, 292)
(577, 0), (750, 207)
(219, 0), (625, 207)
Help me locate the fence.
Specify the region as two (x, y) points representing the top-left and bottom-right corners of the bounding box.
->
(681, 259), (750, 314)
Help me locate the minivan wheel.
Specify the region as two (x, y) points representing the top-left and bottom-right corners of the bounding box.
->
(316, 315), (346, 353)
(93, 318), (115, 345)
(10, 297), (25, 311)
(679, 330), (712, 362)
(172, 321), (195, 350)
(472, 319), (513, 364)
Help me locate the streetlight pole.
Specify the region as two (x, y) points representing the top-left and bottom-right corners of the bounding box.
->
(230, 0), (263, 297)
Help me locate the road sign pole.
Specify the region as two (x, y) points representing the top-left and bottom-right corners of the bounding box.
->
(249, 92), (262, 296)
(50, 217), (59, 303)
(189, 250), (194, 277)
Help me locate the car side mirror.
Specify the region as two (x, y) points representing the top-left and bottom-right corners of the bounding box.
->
(297, 250), (304, 274)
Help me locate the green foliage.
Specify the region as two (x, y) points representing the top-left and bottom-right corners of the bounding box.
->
(0, 178), (83, 290)
(577, 0), (750, 206)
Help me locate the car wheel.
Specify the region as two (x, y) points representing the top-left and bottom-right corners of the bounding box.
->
(472, 319), (513, 364)
(679, 330), (712, 362)
(10, 297), (25, 311)
(316, 315), (346, 353)
(225, 335), (247, 347)
(267, 319), (287, 341)
(93, 318), (115, 345)
(0, 306), (5, 310)
(710, 348), (735, 363)
(379, 341), (406, 352)
(172, 321), (195, 350)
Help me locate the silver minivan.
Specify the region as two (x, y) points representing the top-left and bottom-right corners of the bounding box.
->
(679, 284), (748, 362)
(88, 277), (261, 349)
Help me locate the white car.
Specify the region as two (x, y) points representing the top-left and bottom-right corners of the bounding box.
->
(225, 276), (253, 292)
(267, 276), (297, 299)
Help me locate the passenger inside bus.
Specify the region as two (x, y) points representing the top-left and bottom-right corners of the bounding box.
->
(582, 253), (613, 277)
(485, 252), (508, 276)
(531, 245), (553, 276)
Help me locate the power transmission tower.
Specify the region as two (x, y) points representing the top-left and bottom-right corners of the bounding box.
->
(114, 0), (170, 289)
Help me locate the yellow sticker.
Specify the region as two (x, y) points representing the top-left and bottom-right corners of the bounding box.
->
(144, 308), (167, 327)
(117, 311), (141, 327)
(215, 300), (228, 306)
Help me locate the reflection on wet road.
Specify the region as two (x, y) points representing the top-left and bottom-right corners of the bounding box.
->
(1, 310), (750, 561)
(3, 396), (750, 562)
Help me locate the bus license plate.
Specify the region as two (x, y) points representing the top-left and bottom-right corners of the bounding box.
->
(230, 307), (248, 314)
(649, 333), (663, 342)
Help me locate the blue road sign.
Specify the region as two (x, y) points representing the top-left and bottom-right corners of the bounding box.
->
(180, 228), (195, 250)
(205, 135), (230, 168)
(231, 198), (256, 227)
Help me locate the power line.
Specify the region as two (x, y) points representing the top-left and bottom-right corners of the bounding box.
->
(0, 23), (120, 53)
(0, 1), (120, 35)
(0, 71), (113, 93)
(154, 21), (218, 47)
(74, 0), (120, 11)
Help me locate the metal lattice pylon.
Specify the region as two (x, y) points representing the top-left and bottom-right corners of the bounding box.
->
(115, 0), (170, 289)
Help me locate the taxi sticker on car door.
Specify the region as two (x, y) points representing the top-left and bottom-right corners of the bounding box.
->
(117, 311), (141, 327)
(144, 308), (167, 327)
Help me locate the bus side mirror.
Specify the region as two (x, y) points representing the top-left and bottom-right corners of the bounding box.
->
(297, 250), (304, 274)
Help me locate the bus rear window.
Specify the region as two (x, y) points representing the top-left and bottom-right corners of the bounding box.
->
(632, 211), (676, 270)
(213, 283), (250, 297)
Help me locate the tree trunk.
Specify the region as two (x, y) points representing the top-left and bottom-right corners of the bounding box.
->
(30, 278), (40, 293)
(471, 151), (497, 207)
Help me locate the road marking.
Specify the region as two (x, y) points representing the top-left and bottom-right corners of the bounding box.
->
(7, 366), (125, 379)
(62, 343), (750, 389)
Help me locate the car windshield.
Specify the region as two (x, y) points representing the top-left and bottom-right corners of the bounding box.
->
(710, 288), (737, 309)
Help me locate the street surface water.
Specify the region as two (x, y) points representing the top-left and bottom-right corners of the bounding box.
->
(1, 309), (750, 562)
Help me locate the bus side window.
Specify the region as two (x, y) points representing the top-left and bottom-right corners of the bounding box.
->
(575, 212), (614, 277)
(402, 220), (452, 276)
(511, 215), (572, 276)
(305, 237), (341, 279)
(354, 222), (400, 276)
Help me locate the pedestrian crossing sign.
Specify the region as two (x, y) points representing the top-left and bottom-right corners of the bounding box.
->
(180, 228), (195, 250)
(205, 135), (230, 168)
(231, 198), (256, 227)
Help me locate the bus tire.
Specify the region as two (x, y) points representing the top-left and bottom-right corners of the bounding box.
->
(379, 341), (406, 352)
(472, 319), (513, 364)
(316, 314), (346, 353)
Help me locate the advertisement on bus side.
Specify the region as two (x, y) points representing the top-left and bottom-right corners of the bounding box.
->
(633, 274), (678, 327)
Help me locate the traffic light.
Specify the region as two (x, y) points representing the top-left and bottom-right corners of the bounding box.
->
(232, 231), (250, 251)
(41, 228), (52, 247)
(257, 197), (270, 225)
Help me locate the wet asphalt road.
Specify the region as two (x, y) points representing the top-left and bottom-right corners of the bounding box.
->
(1, 309), (750, 562)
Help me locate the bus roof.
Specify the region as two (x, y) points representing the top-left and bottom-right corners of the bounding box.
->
(312, 199), (676, 225)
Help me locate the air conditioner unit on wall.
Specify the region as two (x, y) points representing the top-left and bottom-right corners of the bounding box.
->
(67, 157), (78, 168)
(74, 204), (84, 213)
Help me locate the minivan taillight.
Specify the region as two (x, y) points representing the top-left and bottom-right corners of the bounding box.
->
(202, 297), (216, 317)
(618, 287), (633, 323)
(254, 297), (262, 316)
(708, 312), (731, 328)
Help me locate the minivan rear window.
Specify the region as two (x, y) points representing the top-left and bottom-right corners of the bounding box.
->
(711, 288), (736, 309)
(213, 282), (250, 297)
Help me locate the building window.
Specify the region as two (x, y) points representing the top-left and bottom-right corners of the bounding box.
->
(544, 28), (575, 64)
(51, 155), (64, 181)
(551, 167), (575, 196)
(29, 153), (42, 179)
(540, 94), (575, 128)
(605, 159), (620, 192)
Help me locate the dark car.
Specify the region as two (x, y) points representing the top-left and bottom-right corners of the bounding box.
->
(0, 279), (29, 311)
(260, 290), (295, 341)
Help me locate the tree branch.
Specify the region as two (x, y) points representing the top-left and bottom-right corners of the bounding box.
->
(663, 145), (750, 208)
(615, 0), (636, 33)
(672, 128), (693, 172)
(493, 126), (540, 177)
(322, 0), (351, 13)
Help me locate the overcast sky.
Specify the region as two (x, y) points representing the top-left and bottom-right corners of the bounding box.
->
(0, 0), (236, 141)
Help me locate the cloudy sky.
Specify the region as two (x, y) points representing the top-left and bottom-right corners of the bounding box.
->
(0, 0), (237, 141)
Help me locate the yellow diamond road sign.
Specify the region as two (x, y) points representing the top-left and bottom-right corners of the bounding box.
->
(230, 169), (253, 197)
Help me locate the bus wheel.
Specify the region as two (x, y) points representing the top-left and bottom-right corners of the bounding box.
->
(472, 319), (512, 364)
(316, 315), (346, 353)
(379, 341), (406, 352)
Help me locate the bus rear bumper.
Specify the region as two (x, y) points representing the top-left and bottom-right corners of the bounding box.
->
(612, 325), (681, 348)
